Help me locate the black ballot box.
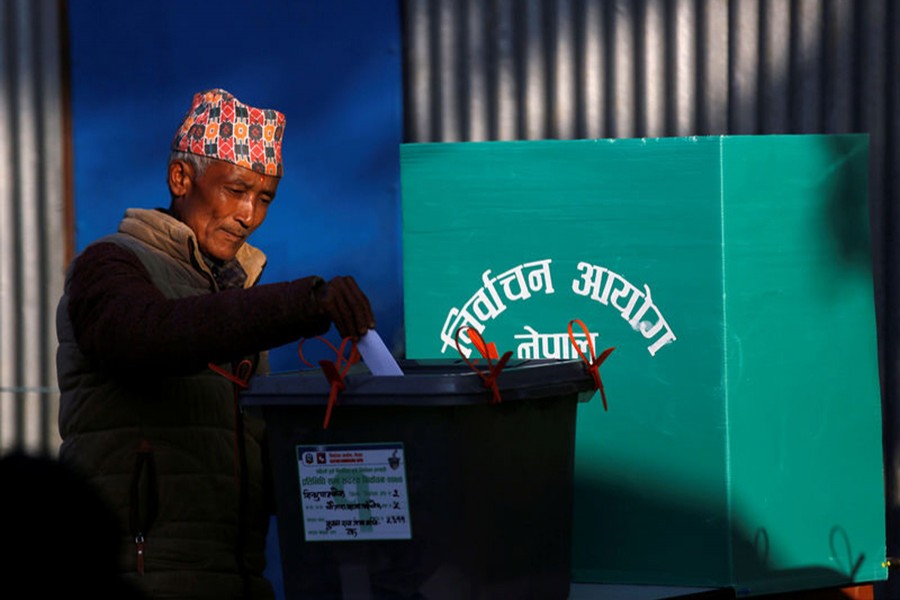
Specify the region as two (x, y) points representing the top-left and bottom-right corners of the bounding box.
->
(241, 358), (597, 600)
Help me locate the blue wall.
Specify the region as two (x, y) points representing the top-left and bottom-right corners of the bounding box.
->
(69, 0), (405, 370)
(68, 2), (404, 597)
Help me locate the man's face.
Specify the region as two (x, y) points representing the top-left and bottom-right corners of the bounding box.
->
(171, 159), (280, 261)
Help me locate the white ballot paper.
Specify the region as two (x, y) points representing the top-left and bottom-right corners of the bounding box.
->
(357, 330), (404, 376)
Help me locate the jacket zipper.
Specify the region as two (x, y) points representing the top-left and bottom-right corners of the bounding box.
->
(135, 533), (146, 575)
(130, 439), (158, 576)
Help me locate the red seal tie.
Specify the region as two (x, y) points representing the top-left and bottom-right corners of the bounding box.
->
(567, 319), (615, 411)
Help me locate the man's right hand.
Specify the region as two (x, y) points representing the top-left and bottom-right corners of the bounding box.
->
(315, 275), (376, 340)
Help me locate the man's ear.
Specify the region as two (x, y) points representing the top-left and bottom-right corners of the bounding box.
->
(168, 160), (194, 197)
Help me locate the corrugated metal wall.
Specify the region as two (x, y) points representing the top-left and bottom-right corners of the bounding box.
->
(402, 0), (896, 140)
(401, 0), (900, 591)
(0, 0), (68, 456)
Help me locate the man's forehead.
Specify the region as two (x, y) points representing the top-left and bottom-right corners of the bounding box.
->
(208, 159), (276, 181)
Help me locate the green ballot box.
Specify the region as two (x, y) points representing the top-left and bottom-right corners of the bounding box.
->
(400, 135), (886, 596)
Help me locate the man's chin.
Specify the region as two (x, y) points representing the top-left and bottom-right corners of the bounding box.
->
(203, 244), (241, 263)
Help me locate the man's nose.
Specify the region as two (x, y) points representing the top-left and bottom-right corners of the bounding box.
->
(234, 196), (256, 228)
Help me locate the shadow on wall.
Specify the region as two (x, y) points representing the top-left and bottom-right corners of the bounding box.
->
(573, 476), (870, 598)
(0, 452), (147, 599)
(823, 136), (873, 273)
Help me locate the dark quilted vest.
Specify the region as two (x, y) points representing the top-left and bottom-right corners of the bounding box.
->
(57, 210), (274, 599)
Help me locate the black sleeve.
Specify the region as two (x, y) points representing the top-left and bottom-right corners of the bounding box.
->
(66, 242), (332, 374)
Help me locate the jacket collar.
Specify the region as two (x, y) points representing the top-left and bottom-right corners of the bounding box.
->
(118, 208), (267, 288)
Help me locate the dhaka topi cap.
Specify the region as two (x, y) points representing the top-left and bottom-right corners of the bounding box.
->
(171, 88), (286, 177)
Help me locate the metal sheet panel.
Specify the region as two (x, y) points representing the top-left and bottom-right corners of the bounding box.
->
(0, 0), (66, 455)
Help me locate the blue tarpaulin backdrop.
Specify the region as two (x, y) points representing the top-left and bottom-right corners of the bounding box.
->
(68, 2), (404, 597)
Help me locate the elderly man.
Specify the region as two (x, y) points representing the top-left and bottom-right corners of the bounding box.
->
(56, 89), (375, 599)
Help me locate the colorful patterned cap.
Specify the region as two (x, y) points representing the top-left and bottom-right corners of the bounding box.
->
(171, 88), (286, 177)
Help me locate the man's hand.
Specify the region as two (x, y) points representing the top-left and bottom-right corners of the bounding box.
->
(316, 275), (376, 339)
